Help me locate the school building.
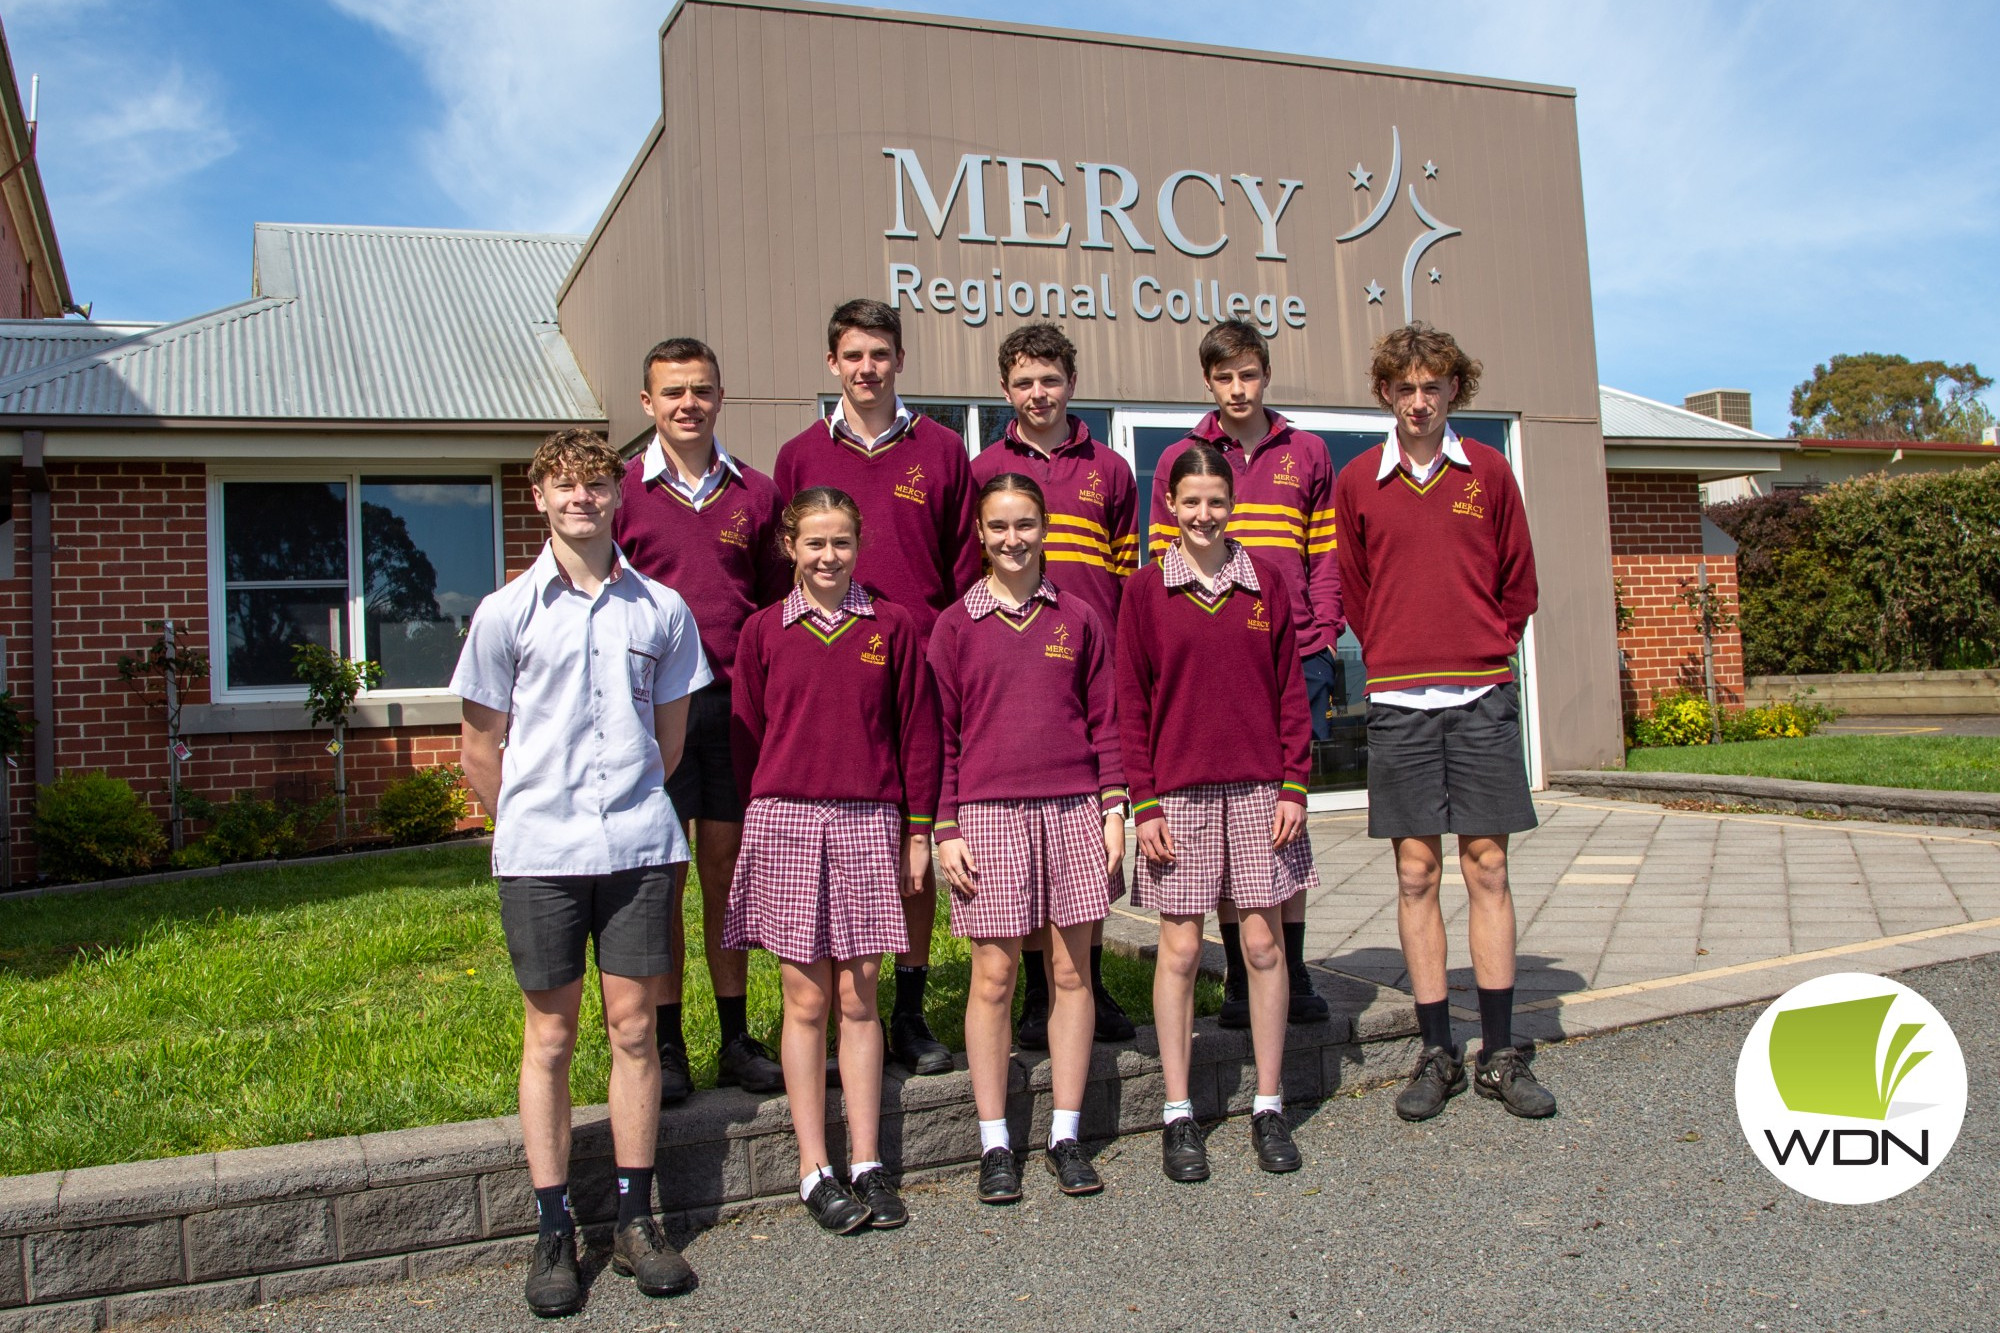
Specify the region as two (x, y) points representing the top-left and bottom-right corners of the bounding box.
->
(0, 0), (1763, 877)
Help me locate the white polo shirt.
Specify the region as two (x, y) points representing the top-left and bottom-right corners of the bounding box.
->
(451, 542), (712, 876)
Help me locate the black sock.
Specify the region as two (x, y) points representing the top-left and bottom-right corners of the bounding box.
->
(656, 1002), (684, 1051)
(614, 1166), (655, 1227)
(894, 964), (928, 1018)
(1282, 921), (1309, 978)
(1020, 949), (1049, 1000)
(1478, 986), (1515, 1056)
(1415, 999), (1453, 1051)
(716, 994), (749, 1046)
(1088, 944), (1106, 992)
(1219, 922), (1245, 992)
(534, 1183), (573, 1237)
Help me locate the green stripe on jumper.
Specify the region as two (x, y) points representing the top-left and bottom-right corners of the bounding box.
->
(1364, 667), (1511, 687)
(1132, 798), (1160, 815)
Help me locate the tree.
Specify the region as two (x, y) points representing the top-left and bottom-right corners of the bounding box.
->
(1790, 353), (1994, 442)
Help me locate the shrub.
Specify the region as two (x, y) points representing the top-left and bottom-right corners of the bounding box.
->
(34, 772), (166, 882)
(1630, 689), (1838, 749)
(177, 788), (339, 865)
(371, 765), (469, 846)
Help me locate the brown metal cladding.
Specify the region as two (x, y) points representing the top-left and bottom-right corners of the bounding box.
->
(557, 0), (1622, 769)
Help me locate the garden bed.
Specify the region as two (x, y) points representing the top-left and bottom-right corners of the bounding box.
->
(1624, 734), (2000, 793)
(0, 846), (1212, 1177)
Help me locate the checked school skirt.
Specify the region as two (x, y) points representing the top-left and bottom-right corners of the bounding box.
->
(1133, 781), (1318, 916)
(947, 795), (1124, 940)
(722, 797), (908, 965)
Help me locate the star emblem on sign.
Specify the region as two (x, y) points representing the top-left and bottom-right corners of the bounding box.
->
(1429, 268), (1442, 284)
(1348, 162), (1372, 190)
(1334, 126), (1460, 323)
(1364, 280), (1386, 304)
(1423, 160), (1438, 179)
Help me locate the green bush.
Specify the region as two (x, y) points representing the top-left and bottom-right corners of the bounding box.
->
(176, 788), (339, 865)
(34, 772), (166, 882)
(371, 765), (469, 846)
(1630, 689), (1838, 748)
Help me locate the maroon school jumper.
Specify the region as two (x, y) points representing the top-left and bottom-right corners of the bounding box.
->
(613, 448), (788, 684)
(724, 583), (941, 963)
(773, 411), (980, 644)
(970, 417), (1138, 630)
(1149, 411), (1343, 656)
(1115, 539), (1312, 827)
(1331, 435), (1537, 692)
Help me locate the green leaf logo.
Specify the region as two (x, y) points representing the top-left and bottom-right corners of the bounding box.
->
(1768, 994), (1931, 1120)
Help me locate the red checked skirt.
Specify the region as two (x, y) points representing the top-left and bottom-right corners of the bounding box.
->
(1133, 781), (1318, 916)
(722, 797), (908, 964)
(947, 795), (1123, 940)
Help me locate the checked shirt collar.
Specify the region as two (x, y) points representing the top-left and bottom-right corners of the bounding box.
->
(782, 580), (877, 631)
(1159, 538), (1260, 599)
(964, 577), (1061, 621)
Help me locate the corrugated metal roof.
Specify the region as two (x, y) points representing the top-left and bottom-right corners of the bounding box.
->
(0, 320), (154, 380)
(1600, 385), (1771, 442)
(0, 224), (604, 423)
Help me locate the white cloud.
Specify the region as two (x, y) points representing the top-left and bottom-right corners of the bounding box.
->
(326, 0), (663, 234)
(65, 64), (238, 210)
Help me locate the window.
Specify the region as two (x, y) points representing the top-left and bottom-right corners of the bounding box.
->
(213, 473), (500, 695)
(817, 397), (1115, 456)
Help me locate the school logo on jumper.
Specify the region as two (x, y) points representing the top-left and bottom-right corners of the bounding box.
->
(1734, 973), (1966, 1205)
(860, 631), (890, 666)
(1452, 478), (1485, 520)
(1272, 452), (1301, 488)
(1245, 597), (1272, 632)
(1078, 469), (1106, 506)
(895, 464), (929, 505)
(1044, 621), (1076, 661)
(718, 506), (752, 549)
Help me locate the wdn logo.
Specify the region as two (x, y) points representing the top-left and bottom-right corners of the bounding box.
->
(1734, 973), (1966, 1204)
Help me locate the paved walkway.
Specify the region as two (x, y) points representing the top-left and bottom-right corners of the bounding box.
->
(1106, 792), (2000, 1042)
(1822, 713), (2000, 737)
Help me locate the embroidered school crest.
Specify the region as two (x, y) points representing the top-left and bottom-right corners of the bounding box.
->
(718, 506), (752, 549)
(1078, 468), (1106, 506)
(1245, 597), (1272, 632)
(894, 464), (929, 505)
(860, 631), (890, 666)
(1044, 621), (1077, 661)
(1452, 478), (1487, 520)
(1271, 452), (1302, 488)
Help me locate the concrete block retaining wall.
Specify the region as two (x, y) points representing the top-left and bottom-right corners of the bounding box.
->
(1746, 668), (2000, 715)
(0, 1001), (1419, 1331)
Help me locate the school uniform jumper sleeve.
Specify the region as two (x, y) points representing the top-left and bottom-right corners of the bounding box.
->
(1081, 605), (1127, 810)
(895, 614), (942, 830)
(1491, 463), (1539, 643)
(752, 489), (792, 610)
(1109, 460), (1140, 579)
(728, 612), (770, 811)
(943, 447), (983, 597)
(1304, 463), (1345, 640)
(1115, 576), (1165, 828)
(1146, 452), (1179, 560)
(1271, 590), (1312, 807)
(1331, 465), (1373, 646)
(925, 617), (966, 845)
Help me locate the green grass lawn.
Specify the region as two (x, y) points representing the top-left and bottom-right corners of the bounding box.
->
(1624, 734), (2000, 792)
(0, 846), (1212, 1176)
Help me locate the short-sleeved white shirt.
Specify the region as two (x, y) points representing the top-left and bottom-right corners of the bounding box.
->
(451, 542), (713, 876)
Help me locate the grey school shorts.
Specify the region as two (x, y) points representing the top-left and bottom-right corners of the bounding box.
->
(1365, 682), (1538, 840)
(496, 865), (677, 992)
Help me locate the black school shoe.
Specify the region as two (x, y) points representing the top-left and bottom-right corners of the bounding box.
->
(1094, 983), (1136, 1042)
(850, 1166), (909, 1228)
(1016, 986), (1050, 1051)
(716, 1032), (785, 1094)
(1217, 967), (1250, 1030)
(804, 1175), (871, 1234)
(1288, 964), (1331, 1024)
(978, 1146), (1022, 1204)
(1394, 1043), (1467, 1123)
(611, 1216), (697, 1297)
(1044, 1139), (1104, 1195)
(1475, 1044), (1558, 1119)
(1160, 1118), (1210, 1182)
(1249, 1111), (1301, 1173)
(658, 1040), (693, 1107)
(523, 1230), (582, 1318)
(888, 1013), (954, 1076)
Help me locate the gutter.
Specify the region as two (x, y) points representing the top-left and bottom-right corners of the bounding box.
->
(22, 427), (49, 784)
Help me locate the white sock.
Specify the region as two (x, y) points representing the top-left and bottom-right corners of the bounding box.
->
(1049, 1109), (1081, 1147)
(849, 1160), (883, 1178)
(1163, 1099), (1194, 1125)
(799, 1166), (833, 1203)
(1253, 1093), (1283, 1116)
(979, 1118), (1011, 1153)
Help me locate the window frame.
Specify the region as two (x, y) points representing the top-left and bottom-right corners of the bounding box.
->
(205, 463), (506, 704)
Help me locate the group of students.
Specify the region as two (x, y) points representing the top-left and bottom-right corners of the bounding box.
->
(452, 299), (1552, 1318)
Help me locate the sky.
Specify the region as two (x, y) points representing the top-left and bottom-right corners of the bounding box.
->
(7, 0), (1997, 437)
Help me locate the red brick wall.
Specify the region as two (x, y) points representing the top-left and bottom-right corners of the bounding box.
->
(1, 461), (540, 881)
(0, 209), (52, 318)
(1608, 472), (1744, 720)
